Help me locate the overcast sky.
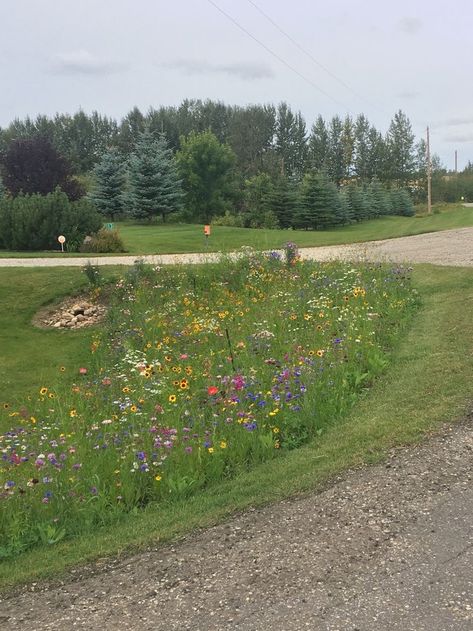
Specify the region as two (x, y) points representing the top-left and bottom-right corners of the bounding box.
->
(1, 0), (472, 168)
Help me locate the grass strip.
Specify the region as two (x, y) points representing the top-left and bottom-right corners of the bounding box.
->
(0, 267), (120, 407)
(0, 204), (472, 257)
(0, 264), (471, 590)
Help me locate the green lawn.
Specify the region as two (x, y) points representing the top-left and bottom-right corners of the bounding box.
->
(0, 204), (472, 258)
(0, 262), (472, 589)
(0, 268), (119, 410)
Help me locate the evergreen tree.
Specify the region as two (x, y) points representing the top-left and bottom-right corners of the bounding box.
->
(90, 148), (126, 220)
(363, 184), (377, 219)
(337, 187), (353, 225)
(390, 187), (403, 215)
(390, 187), (415, 216)
(298, 172), (338, 230)
(346, 183), (369, 222)
(0, 174), (5, 199)
(267, 174), (298, 228)
(369, 177), (391, 216)
(127, 131), (183, 222)
(398, 188), (415, 216)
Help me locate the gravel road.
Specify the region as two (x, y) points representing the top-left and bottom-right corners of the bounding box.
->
(1, 227), (473, 630)
(1, 226), (472, 267)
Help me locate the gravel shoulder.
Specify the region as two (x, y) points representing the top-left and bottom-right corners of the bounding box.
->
(0, 227), (472, 267)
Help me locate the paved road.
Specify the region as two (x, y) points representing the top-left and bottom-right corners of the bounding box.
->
(1, 227), (472, 267)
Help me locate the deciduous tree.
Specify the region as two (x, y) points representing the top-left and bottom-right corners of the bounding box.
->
(176, 130), (235, 223)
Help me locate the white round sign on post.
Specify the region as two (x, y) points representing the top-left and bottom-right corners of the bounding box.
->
(58, 235), (66, 252)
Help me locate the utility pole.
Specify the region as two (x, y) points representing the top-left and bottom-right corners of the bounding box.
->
(426, 126), (432, 215)
(455, 150), (458, 172)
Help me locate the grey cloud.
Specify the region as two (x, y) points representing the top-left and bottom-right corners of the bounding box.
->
(397, 17), (422, 34)
(433, 117), (473, 129)
(51, 50), (127, 76)
(443, 133), (473, 143)
(397, 90), (420, 99)
(163, 59), (273, 80)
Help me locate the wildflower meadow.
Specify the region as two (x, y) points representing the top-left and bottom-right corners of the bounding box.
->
(0, 247), (418, 557)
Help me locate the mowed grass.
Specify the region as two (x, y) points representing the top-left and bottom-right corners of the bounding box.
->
(0, 263), (472, 590)
(0, 268), (119, 412)
(0, 203), (472, 258)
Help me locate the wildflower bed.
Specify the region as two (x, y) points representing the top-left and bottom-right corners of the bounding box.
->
(0, 250), (417, 557)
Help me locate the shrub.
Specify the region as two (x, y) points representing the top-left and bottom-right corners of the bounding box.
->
(212, 211), (245, 227)
(80, 228), (126, 253)
(0, 189), (102, 251)
(248, 210), (280, 229)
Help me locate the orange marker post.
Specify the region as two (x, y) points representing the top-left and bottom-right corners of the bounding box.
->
(204, 225), (211, 237)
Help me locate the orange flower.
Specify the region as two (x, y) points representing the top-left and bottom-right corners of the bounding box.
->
(207, 386), (219, 396)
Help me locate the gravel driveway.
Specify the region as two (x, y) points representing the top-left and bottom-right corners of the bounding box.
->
(1, 227), (472, 267)
(1, 227), (473, 630)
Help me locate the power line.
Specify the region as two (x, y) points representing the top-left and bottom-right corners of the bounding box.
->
(205, 0), (350, 111)
(245, 0), (384, 114)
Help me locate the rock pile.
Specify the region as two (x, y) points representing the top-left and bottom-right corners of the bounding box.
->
(40, 299), (107, 329)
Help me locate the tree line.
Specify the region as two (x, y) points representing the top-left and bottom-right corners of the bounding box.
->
(0, 100), (436, 185)
(5, 100), (472, 250)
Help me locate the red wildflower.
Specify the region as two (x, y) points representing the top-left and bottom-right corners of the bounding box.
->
(207, 386), (219, 396)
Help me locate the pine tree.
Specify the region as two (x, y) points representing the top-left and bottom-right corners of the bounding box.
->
(268, 175), (298, 228)
(389, 188), (403, 215)
(297, 172), (338, 230)
(369, 177), (391, 216)
(337, 187), (353, 225)
(347, 183), (369, 222)
(399, 188), (415, 216)
(90, 148), (126, 220)
(363, 184), (377, 219)
(128, 131), (183, 222)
